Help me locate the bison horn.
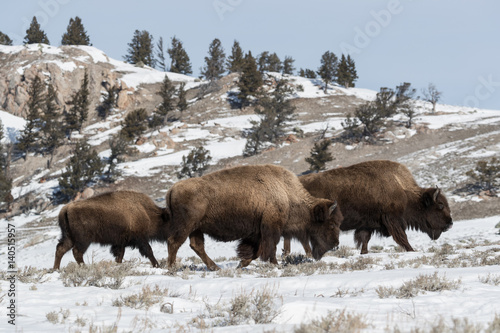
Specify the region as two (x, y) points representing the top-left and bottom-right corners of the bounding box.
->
(433, 188), (441, 202)
(329, 201), (337, 215)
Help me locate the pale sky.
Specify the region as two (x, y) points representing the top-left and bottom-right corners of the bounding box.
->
(1, 0), (500, 110)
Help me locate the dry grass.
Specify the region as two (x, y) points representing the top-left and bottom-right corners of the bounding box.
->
(294, 309), (369, 333)
(376, 272), (461, 299)
(46, 308), (70, 324)
(17, 266), (50, 284)
(59, 261), (137, 289)
(478, 273), (500, 286)
(390, 314), (500, 333)
(112, 284), (172, 309)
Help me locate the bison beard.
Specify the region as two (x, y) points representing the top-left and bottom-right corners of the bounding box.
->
(284, 160), (453, 255)
(53, 191), (167, 269)
(163, 164), (343, 270)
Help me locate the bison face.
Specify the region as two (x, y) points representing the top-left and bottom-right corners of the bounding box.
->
(422, 188), (453, 240)
(310, 200), (343, 260)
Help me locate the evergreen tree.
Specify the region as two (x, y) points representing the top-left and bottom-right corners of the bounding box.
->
(337, 54), (350, 88)
(226, 40), (244, 73)
(354, 102), (384, 136)
(97, 84), (117, 119)
(105, 134), (128, 182)
(257, 51), (270, 73)
(0, 31), (13, 45)
(17, 76), (45, 157)
(374, 87), (397, 118)
(0, 119), (13, 207)
(317, 51), (338, 93)
(466, 157), (500, 192)
(243, 79), (295, 156)
(154, 75), (176, 123)
(395, 82), (417, 127)
(346, 55), (358, 87)
(156, 36), (167, 71)
(64, 70), (90, 136)
(41, 84), (65, 168)
(282, 56), (295, 75)
(178, 146), (212, 178)
(168, 36), (192, 74)
(58, 139), (104, 202)
(237, 51), (262, 107)
(61, 16), (91, 46)
(24, 16), (49, 44)
(120, 108), (148, 141)
(201, 38), (226, 82)
(124, 30), (154, 67)
(177, 82), (188, 112)
(305, 140), (333, 172)
(267, 53), (282, 73)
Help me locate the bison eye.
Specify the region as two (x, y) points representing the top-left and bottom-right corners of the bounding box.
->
(438, 203), (444, 210)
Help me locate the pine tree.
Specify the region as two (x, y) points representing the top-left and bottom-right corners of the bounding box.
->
(155, 75), (176, 124)
(17, 76), (45, 157)
(201, 38), (226, 82)
(282, 56), (295, 75)
(374, 87), (397, 118)
(305, 140), (333, 172)
(317, 51), (338, 93)
(257, 51), (270, 73)
(41, 84), (65, 168)
(58, 139), (104, 202)
(395, 82), (417, 127)
(24, 16), (50, 44)
(156, 36), (167, 71)
(178, 146), (212, 178)
(120, 108), (148, 141)
(337, 54), (349, 88)
(177, 82), (188, 112)
(346, 55), (358, 87)
(124, 30), (154, 67)
(226, 40), (244, 73)
(97, 84), (117, 119)
(64, 70), (90, 136)
(355, 102), (384, 136)
(105, 134), (128, 182)
(168, 36), (192, 74)
(0, 119), (13, 207)
(267, 53), (282, 73)
(237, 51), (262, 107)
(61, 16), (91, 46)
(0, 31), (13, 45)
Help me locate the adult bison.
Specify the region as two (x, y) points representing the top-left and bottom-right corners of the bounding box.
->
(163, 164), (343, 270)
(284, 160), (453, 255)
(53, 191), (167, 269)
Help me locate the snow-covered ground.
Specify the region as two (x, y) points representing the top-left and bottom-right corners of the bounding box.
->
(1, 213), (499, 332)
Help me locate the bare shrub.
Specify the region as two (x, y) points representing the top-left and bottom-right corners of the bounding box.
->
(112, 284), (171, 309)
(340, 256), (380, 271)
(330, 246), (355, 258)
(479, 273), (500, 286)
(17, 266), (49, 284)
(46, 308), (70, 324)
(60, 261), (135, 289)
(294, 309), (369, 333)
(376, 272), (461, 299)
(283, 253), (313, 265)
(198, 286), (282, 327)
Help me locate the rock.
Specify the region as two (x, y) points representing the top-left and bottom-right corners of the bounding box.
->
(135, 137), (147, 146)
(116, 90), (130, 109)
(284, 134), (298, 144)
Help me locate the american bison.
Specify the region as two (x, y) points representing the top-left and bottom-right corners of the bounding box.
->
(284, 160), (453, 255)
(163, 164), (343, 270)
(53, 191), (167, 269)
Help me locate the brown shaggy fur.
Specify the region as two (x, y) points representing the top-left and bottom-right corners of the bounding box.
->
(284, 160), (453, 255)
(163, 164), (343, 270)
(53, 191), (166, 269)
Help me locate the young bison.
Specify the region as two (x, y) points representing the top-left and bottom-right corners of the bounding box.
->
(284, 160), (453, 255)
(163, 164), (343, 270)
(53, 191), (166, 269)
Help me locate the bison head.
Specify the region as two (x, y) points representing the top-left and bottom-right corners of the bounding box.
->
(420, 188), (453, 240)
(309, 199), (343, 260)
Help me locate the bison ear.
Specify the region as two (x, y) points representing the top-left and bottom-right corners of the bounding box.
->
(328, 201), (338, 216)
(423, 189), (440, 207)
(314, 203), (328, 224)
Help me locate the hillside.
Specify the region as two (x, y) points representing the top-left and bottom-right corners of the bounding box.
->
(1, 45), (500, 332)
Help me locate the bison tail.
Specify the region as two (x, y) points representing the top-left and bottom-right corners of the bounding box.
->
(57, 206), (73, 243)
(162, 189), (174, 223)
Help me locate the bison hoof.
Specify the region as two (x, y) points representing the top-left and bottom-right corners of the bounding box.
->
(208, 265), (220, 271)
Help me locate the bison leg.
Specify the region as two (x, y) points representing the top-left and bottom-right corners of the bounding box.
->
(110, 245), (125, 264)
(167, 234), (188, 269)
(237, 238), (260, 268)
(354, 229), (373, 254)
(137, 242), (160, 268)
(382, 215), (415, 252)
(72, 242), (89, 265)
(189, 230), (219, 271)
(259, 223), (281, 265)
(53, 237), (73, 270)
(282, 237), (291, 257)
